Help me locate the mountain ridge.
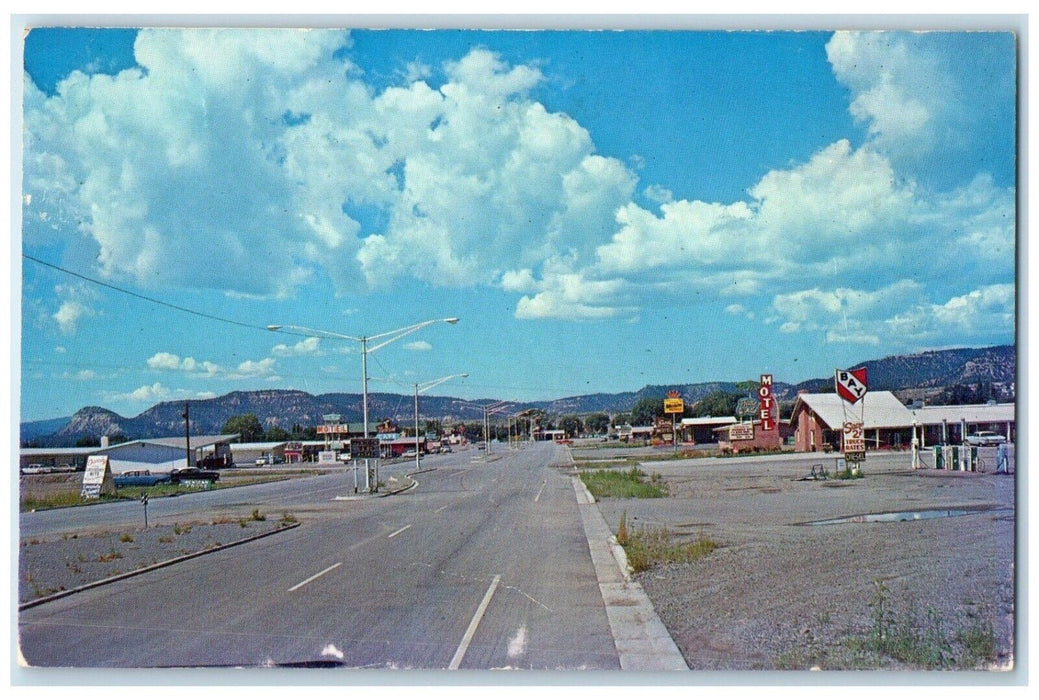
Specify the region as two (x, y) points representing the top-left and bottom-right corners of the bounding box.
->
(21, 344), (1015, 446)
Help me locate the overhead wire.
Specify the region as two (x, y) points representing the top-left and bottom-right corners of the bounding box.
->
(23, 253), (275, 333)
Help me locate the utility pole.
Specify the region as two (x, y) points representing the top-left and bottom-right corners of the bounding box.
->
(182, 402), (191, 468)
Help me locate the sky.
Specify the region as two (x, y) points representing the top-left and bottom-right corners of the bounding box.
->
(14, 23), (1018, 422)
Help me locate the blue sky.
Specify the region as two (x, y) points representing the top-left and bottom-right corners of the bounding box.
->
(16, 26), (1017, 421)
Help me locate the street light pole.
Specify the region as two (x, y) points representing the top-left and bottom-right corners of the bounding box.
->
(267, 317), (460, 492)
(412, 373), (468, 471)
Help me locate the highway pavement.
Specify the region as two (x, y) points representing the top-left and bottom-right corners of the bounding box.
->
(18, 442), (626, 670)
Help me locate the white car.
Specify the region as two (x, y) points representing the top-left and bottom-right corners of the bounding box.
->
(965, 431), (1007, 447)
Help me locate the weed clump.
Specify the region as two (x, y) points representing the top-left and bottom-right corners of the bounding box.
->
(581, 467), (668, 499)
(616, 519), (719, 572)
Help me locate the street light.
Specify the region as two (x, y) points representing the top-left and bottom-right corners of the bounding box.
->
(454, 399), (512, 454)
(267, 317), (460, 491)
(413, 374), (468, 471)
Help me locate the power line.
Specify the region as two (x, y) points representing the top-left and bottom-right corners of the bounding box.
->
(22, 253), (273, 333)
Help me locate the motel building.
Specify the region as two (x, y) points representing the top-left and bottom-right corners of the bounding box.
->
(678, 416), (737, 444)
(714, 419), (796, 453)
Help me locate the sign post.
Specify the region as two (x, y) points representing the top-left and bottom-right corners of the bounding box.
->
(835, 367), (869, 469)
(664, 391), (684, 452)
(351, 438), (382, 493)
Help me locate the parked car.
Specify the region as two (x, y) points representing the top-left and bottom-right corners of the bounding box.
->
(965, 431), (1007, 446)
(401, 450), (422, 459)
(198, 454), (233, 469)
(114, 470), (172, 487)
(439, 445), (453, 454)
(171, 467), (220, 483)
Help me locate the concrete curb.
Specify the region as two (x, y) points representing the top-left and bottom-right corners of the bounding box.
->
(18, 522), (301, 611)
(571, 475), (689, 671)
(379, 475), (418, 497)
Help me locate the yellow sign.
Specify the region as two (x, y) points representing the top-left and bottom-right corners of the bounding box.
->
(664, 398), (685, 414)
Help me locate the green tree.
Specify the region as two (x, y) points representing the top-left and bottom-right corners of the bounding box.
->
(692, 391), (742, 418)
(612, 412), (632, 427)
(631, 397), (665, 426)
(222, 413), (265, 442)
(585, 413), (611, 435)
(265, 425), (291, 442)
(559, 415), (583, 438)
(75, 436), (101, 447)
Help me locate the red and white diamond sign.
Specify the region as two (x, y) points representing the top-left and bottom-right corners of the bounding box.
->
(835, 367), (868, 404)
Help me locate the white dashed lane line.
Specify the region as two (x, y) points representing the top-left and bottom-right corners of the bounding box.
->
(288, 562), (342, 592)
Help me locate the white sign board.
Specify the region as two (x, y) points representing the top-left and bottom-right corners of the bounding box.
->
(318, 450), (338, 464)
(843, 421), (866, 458)
(81, 455), (116, 498)
(730, 423), (755, 441)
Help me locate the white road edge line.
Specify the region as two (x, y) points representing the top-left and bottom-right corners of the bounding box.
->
(448, 574), (501, 670)
(288, 562), (342, 592)
(387, 524), (412, 539)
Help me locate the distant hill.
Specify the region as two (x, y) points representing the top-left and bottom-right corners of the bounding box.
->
(19, 416), (73, 442)
(21, 344), (1015, 446)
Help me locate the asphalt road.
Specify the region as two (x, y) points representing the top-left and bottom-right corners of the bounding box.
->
(18, 442), (623, 670)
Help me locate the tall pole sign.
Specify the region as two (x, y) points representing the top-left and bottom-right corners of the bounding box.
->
(835, 367), (868, 464)
(758, 375), (776, 431)
(664, 390), (684, 452)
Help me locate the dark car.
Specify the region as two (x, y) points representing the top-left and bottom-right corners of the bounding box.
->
(114, 470), (172, 487)
(170, 467), (220, 483)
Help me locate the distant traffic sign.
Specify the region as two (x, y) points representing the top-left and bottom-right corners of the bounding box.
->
(351, 438), (381, 459)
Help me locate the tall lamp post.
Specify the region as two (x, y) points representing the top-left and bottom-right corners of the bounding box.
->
(267, 317), (460, 491)
(454, 399), (511, 454)
(413, 374), (468, 471)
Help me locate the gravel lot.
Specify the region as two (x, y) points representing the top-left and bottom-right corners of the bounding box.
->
(18, 515), (296, 606)
(580, 447), (1016, 672)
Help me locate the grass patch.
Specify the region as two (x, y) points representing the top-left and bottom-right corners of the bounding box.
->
(21, 492), (102, 511)
(580, 467), (668, 499)
(617, 512), (719, 572)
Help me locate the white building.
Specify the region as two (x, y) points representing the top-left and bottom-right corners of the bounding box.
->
(94, 435), (236, 474)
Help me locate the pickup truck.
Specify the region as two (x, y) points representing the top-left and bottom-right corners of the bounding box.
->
(114, 470), (172, 487)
